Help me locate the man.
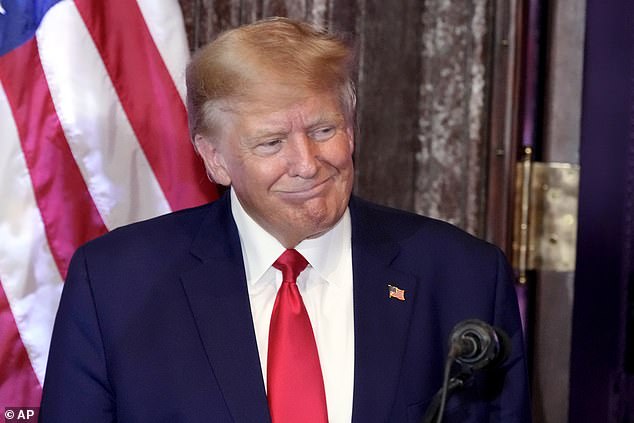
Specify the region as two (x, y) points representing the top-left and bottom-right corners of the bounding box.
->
(40, 17), (530, 422)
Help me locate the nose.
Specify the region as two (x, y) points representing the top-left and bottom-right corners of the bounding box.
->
(287, 134), (319, 178)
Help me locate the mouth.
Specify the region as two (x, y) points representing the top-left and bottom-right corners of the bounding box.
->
(277, 177), (333, 199)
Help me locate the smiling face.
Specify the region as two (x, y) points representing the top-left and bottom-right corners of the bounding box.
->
(195, 90), (355, 247)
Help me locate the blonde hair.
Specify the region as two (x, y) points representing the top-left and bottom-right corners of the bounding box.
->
(186, 17), (356, 140)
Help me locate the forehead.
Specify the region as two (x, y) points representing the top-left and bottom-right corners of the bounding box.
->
(231, 90), (347, 133)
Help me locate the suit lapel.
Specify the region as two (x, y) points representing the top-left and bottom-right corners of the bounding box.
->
(350, 198), (419, 422)
(180, 195), (271, 423)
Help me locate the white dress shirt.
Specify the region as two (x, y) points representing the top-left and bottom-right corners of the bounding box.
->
(231, 189), (355, 423)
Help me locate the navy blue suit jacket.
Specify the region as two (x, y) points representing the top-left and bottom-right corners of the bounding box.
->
(40, 194), (530, 422)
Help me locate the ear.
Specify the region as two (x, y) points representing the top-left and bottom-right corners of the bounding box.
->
(346, 125), (355, 154)
(194, 134), (232, 186)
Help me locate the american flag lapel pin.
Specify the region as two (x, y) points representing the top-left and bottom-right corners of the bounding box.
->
(388, 284), (405, 301)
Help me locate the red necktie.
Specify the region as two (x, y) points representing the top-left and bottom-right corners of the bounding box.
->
(267, 249), (328, 423)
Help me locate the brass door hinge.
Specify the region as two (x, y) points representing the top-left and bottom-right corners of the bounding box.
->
(512, 148), (580, 283)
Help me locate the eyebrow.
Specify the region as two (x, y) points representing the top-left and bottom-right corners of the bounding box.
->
(246, 127), (289, 142)
(244, 111), (346, 143)
(307, 113), (344, 127)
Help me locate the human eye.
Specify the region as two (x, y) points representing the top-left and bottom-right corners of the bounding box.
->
(310, 126), (336, 141)
(253, 138), (283, 156)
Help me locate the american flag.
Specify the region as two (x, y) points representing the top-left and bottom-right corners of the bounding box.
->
(0, 0), (217, 408)
(388, 285), (405, 301)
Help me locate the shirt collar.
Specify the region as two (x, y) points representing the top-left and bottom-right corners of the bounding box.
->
(295, 209), (350, 287)
(230, 189), (351, 287)
(231, 189), (285, 285)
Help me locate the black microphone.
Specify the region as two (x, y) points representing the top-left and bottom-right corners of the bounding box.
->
(448, 319), (511, 371)
(421, 319), (512, 423)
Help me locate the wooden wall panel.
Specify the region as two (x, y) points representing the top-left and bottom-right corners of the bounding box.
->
(327, 0), (356, 33)
(178, 0), (351, 47)
(415, 0), (489, 234)
(353, 0), (421, 212)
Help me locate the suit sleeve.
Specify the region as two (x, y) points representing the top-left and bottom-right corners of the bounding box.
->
(39, 246), (116, 422)
(490, 248), (531, 423)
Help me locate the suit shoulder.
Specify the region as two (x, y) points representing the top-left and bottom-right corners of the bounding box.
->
(81, 202), (214, 256)
(350, 196), (501, 258)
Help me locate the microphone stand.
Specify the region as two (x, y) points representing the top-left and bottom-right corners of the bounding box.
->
(420, 362), (473, 423)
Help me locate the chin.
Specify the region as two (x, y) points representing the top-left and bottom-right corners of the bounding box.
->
(274, 194), (349, 239)
(305, 208), (343, 233)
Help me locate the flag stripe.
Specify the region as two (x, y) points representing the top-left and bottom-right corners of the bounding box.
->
(0, 280), (42, 407)
(74, 0), (217, 210)
(36, 1), (172, 230)
(0, 79), (64, 386)
(136, 0), (189, 104)
(0, 38), (108, 279)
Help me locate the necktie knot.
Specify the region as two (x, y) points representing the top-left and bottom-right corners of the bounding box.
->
(273, 249), (309, 283)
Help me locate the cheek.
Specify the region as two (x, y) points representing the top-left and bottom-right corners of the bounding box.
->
(329, 141), (354, 170)
(234, 159), (287, 192)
